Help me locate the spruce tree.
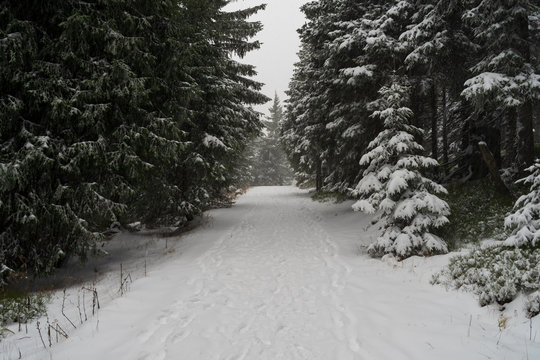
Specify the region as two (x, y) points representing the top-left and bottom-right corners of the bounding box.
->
(315, 0), (380, 193)
(0, 1), (113, 275)
(281, 1), (326, 188)
(0, 0), (268, 277)
(352, 81), (450, 259)
(281, 48), (318, 187)
(400, 0), (477, 164)
(461, 0), (540, 172)
(185, 0), (268, 203)
(504, 160), (540, 247)
(250, 94), (291, 185)
(284, 0), (415, 193)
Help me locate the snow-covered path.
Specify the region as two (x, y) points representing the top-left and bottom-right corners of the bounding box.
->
(136, 186), (363, 360)
(6, 187), (540, 359)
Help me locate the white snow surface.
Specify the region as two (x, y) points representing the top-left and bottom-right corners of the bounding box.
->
(2, 186), (539, 359)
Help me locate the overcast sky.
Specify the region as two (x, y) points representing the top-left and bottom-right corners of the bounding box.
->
(226, 0), (308, 116)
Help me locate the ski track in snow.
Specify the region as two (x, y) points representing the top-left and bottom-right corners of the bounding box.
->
(4, 186), (540, 360)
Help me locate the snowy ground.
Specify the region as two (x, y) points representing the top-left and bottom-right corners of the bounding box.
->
(2, 186), (539, 359)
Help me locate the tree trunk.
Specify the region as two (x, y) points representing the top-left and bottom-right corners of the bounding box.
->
(441, 86), (449, 174)
(315, 158), (322, 191)
(504, 108), (517, 168)
(478, 142), (512, 197)
(535, 99), (540, 144)
(515, 6), (535, 172)
(517, 101), (535, 171)
(410, 80), (423, 144)
(430, 78), (438, 161)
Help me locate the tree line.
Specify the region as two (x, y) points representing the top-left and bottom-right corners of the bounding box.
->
(282, 0), (539, 193)
(0, 0), (268, 277)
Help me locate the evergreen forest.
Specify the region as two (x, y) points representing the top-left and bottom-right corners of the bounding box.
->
(1, 0), (539, 291)
(0, 0), (269, 276)
(282, 0), (540, 258)
(282, 0), (539, 193)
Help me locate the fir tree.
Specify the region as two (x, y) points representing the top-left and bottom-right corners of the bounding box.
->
(185, 0), (268, 203)
(250, 94), (291, 185)
(400, 0), (477, 164)
(504, 160), (540, 247)
(0, 0), (268, 277)
(461, 0), (540, 171)
(0, 1), (111, 275)
(352, 81), (450, 259)
(284, 0), (415, 193)
(281, 48), (319, 187)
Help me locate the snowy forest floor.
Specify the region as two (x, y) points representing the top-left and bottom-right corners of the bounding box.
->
(2, 186), (539, 359)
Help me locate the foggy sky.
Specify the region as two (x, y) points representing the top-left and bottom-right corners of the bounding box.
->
(226, 0), (308, 116)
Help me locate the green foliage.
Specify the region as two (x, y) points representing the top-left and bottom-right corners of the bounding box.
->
(526, 292), (540, 318)
(352, 81), (450, 259)
(439, 178), (515, 249)
(434, 166), (539, 314)
(284, 0), (538, 203)
(433, 245), (540, 315)
(503, 160), (540, 247)
(0, 290), (48, 327)
(0, 0), (267, 277)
